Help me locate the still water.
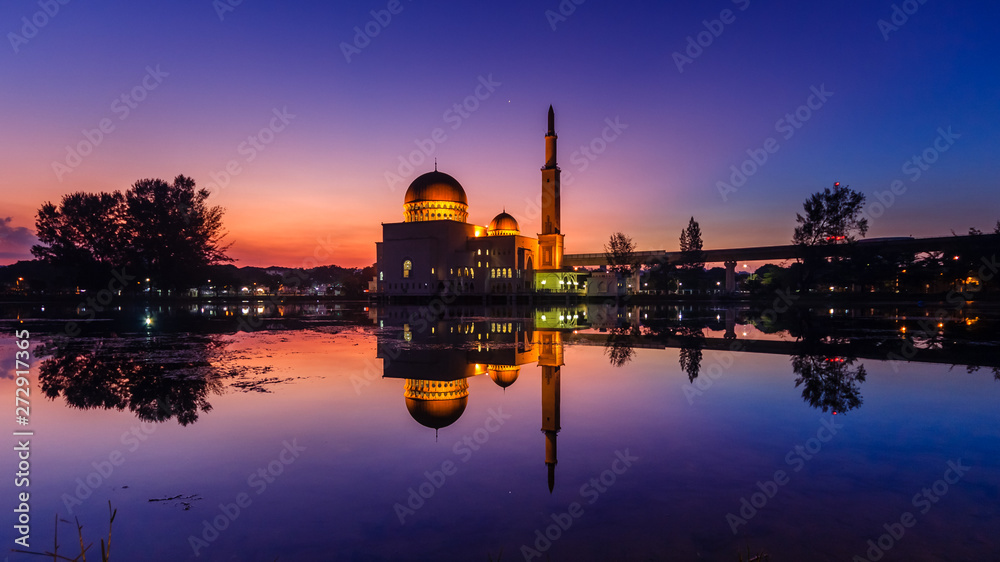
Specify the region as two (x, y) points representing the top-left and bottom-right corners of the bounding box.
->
(2, 301), (999, 561)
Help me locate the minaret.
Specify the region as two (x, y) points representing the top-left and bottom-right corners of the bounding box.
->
(538, 105), (565, 270)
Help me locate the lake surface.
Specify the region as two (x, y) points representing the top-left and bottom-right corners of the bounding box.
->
(2, 300), (999, 561)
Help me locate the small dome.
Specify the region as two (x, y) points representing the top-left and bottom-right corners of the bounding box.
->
(404, 171), (468, 205)
(488, 211), (519, 236)
(488, 365), (520, 388)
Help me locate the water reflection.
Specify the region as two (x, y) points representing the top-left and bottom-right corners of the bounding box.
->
(376, 308), (577, 491)
(604, 325), (639, 367)
(371, 303), (999, 420)
(791, 354), (867, 414)
(36, 335), (225, 425)
(18, 301), (1000, 428)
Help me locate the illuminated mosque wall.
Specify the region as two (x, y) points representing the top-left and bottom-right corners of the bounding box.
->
(374, 106), (593, 297)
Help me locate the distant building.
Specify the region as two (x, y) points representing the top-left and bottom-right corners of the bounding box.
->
(374, 106), (594, 297)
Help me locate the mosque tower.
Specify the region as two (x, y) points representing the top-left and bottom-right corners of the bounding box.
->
(538, 105), (564, 270)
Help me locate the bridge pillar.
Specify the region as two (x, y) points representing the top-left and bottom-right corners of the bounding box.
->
(724, 260), (737, 293)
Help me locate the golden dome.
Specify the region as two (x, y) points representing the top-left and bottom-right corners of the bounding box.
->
(488, 211), (519, 236)
(488, 365), (520, 388)
(404, 171), (468, 205)
(404, 379), (469, 430)
(403, 171), (470, 223)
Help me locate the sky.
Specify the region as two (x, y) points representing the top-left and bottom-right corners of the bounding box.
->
(1, 0), (998, 268)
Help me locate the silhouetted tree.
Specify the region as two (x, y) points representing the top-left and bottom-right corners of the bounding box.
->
(793, 183), (869, 246)
(125, 176), (232, 288)
(32, 191), (128, 287)
(791, 183), (868, 290)
(604, 232), (638, 274)
(679, 217), (705, 270)
(32, 175), (232, 290)
(791, 354), (867, 414)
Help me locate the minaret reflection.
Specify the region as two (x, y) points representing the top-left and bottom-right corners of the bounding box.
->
(376, 306), (587, 492)
(537, 330), (563, 493)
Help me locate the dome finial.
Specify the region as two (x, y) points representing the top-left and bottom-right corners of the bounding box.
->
(434, 158), (437, 171)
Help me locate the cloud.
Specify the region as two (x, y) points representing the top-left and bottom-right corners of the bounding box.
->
(0, 217), (38, 262)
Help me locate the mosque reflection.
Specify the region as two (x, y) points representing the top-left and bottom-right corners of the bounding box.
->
(376, 307), (584, 491)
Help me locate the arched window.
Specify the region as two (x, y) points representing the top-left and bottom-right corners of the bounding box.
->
(403, 260), (412, 279)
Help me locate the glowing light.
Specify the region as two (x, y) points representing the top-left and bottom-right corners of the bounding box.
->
(144, 316), (153, 326)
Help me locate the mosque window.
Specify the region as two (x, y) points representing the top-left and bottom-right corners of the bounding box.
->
(431, 268), (435, 275)
(478, 249), (482, 255)
(403, 260), (412, 278)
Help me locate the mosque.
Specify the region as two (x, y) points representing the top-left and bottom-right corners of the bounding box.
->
(373, 106), (614, 297)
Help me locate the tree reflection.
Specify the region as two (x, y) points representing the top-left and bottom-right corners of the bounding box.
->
(965, 365), (1000, 382)
(37, 336), (224, 425)
(604, 326), (638, 368)
(677, 327), (705, 383)
(791, 354), (867, 413)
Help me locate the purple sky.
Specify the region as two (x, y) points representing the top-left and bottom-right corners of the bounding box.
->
(2, 0), (998, 267)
